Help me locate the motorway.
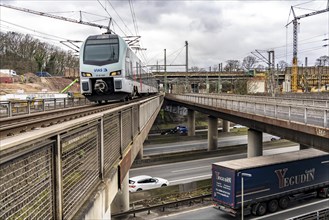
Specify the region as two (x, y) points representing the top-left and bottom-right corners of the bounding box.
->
(143, 133), (276, 156)
(131, 143), (299, 185)
(154, 198), (329, 220)
(129, 137), (328, 219)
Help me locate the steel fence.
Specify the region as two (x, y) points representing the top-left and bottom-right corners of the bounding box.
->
(0, 96), (161, 219)
(0, 97), (90, 118)
(103, 113), (121, 179)
(61, 124), (100, 219)
(0, 141), (55, 220)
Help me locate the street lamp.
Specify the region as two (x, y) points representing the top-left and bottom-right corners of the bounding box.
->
(238, 172), (252, 220)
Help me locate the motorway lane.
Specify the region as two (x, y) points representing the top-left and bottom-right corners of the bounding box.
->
(153, 198), (329, 220)
(130, 144), (299, 185)
(144, 134), (276, 156)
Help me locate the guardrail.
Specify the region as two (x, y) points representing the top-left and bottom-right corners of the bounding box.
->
(287, 208), (329, 220)
(111, 194), (212, 218)
(0, 97), (91, 118)
(171, 94), (329, 128)
(0, 96), (161, 219)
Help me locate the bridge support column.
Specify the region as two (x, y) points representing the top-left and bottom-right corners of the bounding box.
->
(247, 129), (263, 157)
(188, 109), (195, 136)
(136, 147), (143, 159)
(300, 144), (311, 150)
(208, 116), (218, 151)
(222, 120), (230, 132)
(111, 171), (130, 214)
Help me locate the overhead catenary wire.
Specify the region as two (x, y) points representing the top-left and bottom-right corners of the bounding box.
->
(97, 0), (126, 35)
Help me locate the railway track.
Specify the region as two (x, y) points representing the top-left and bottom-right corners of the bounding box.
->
(0, 98), (143, 139)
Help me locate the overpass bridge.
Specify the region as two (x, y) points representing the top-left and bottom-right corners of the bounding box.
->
(1, 93), (328, 219)
(165, 93), (329, 155)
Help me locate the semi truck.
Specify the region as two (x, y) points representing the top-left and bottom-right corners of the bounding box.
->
(212, 148), (329, 217)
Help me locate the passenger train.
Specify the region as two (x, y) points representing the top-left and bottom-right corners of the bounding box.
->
(79, 34), (158, 103)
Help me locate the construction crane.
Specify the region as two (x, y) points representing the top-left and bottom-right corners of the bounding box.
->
(0, 4), (112, 33)
(286, 3), (329, 92)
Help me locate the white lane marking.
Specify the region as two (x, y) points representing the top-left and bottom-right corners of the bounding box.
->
(170, 174), (212, 183)
(172, 166), (210, 173)
(252, 198), (329, 220)
(153, 205), (213, 219)
(131, 153), (245, 171)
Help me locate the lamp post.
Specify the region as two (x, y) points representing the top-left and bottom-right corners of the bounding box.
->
(238, 172), (252, 220)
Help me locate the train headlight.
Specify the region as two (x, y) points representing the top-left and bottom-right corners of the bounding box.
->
(110, 70), (121, 76)
(81, 72), (93, 77)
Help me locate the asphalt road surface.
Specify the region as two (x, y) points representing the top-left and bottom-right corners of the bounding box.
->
(143, 133), (278, 156)
(131, 144), (299, 185)
(153, 198), (329, 220)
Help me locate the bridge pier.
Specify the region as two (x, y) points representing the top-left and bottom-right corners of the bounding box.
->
(111, 171), (130, 215)
(247, 129), (263, 157)
(136, 147), (143, 159)
(300, 144), (311, 150)
(208, 116), (218, 151)
(222, 120), (230, 132)
(188, 109), (195, 136)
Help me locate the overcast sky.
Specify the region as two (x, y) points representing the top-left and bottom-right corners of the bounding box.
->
(1, 0), (328, 70)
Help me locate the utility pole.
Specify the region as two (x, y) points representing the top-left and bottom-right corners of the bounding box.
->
(268, 50), (275, 96)
(185, 41), (188, 73)
(185, 41), (189, 93)
(164, 49), (167, 93)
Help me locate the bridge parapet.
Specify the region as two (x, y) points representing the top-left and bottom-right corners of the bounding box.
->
(171, 93), (328, 128)
(0, 95), (162, 219)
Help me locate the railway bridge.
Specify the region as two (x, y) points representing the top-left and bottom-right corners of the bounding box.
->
(0, 93), (328, 219)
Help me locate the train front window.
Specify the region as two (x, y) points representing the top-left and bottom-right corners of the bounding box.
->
(84, 38), (119, 65)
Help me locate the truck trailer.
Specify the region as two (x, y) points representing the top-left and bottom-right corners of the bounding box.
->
(212, 148), (329, 217)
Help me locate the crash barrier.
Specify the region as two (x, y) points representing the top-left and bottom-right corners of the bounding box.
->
(112, 178), (212, 218)
(287, 207), (329, 220)
(0, 96), (162, 220)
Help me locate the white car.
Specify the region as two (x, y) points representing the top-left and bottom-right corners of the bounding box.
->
(271, 136), (281, 141)
(129, 175), (169, 192)
(233, 124), (246, 129)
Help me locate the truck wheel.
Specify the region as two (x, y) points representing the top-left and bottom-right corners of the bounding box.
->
(279, 196), (289, 209)
(267, 199), (278, 213)
(256, 202), (267, 216)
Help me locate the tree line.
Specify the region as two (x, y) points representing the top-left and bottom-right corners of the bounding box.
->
(189, 55), (329, 73)
(0, 31), (79, 76)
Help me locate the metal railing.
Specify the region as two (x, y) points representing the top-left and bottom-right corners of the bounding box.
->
(0, 96), (161, 219)
(0, 97), (91, 118)
(287, 208), (329, 220)
(189, 93), (329, 108)
(172, 94), (329, 128)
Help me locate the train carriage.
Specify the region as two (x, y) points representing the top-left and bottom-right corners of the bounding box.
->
(79, 34), (158, 103)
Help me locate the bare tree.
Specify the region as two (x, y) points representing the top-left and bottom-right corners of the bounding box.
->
(224, 60), (241, 71)
(277, 60), (288, 71)
(242, 55), (258, 70)
(315, 55), (329, 66)
(0, 31), (79, 75)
